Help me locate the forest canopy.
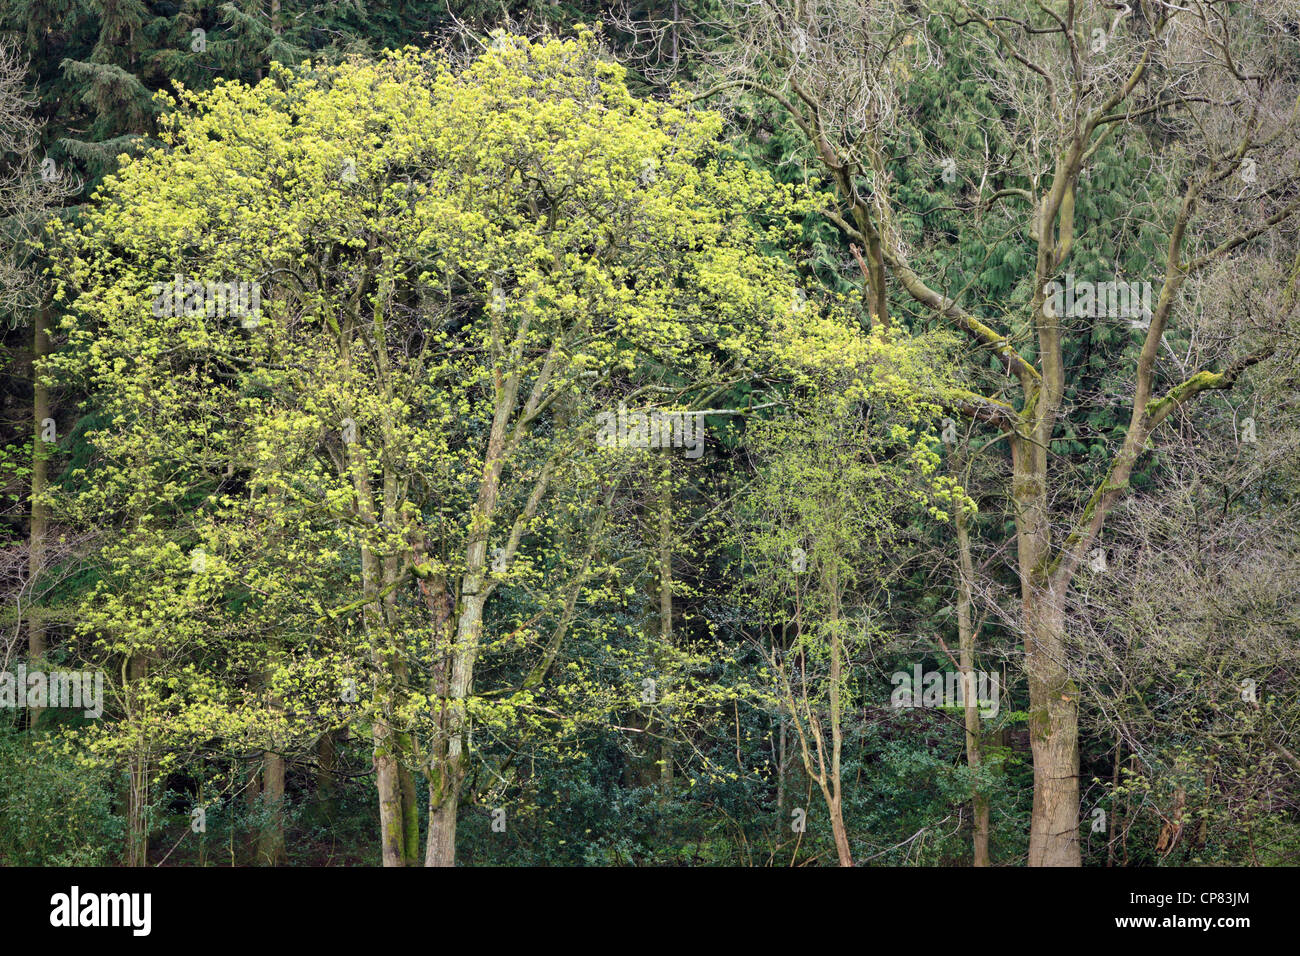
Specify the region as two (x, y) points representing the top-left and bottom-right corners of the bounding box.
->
(1, 1), (1298, 870)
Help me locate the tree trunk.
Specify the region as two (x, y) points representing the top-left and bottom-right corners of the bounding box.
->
(124, 750), (149, 867)
(257, 749), (287, 865)
(316, 729), (338, 823)
(396, 732), (420, 865)
(425, 590), (483, 866)
(955, 498), (990, 866)
(341, 397), (407, 866)
(425, 364), (519, 866)
(381, 537), (420, 866)
(1023, 588), (1080, 865)
(27, 306), (50, 730)
(425, 766), (461, 867)
(418, 571), (458, 867)
(243, 754), (262, 862)
(373, 732), (405, 866)
(1012, 425), (1081, 867)
(657, 469), (673, 798)
(123, 653), (149, 866)
(826, 584), (852, 867)
(364, 541), (405, 867)
(829, 792), (853, 867)
(776, 716), (787, 819)
(256, 645), (288, 865)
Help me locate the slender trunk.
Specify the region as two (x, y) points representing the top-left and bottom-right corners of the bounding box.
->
(256, 643), (288, 865)
(372, 727), (405, 865)
(375, 434), (421, 866)
(657, 468), (673, 798)
(363, 539), (405, 867)
(243, 753), (261, 861)
(824, 698), (852, 862)
(826, 583), (852, 867)
(124, 764), (148, 868)
(776, 716), (787, 819)
(955, 499), (990, 866)
(425, 589), (482, 866)
(316, 729), (338, 823)
(419, 571), (458, 867)
(380, 507), (420, 865)
(829, 791), (852, 867)
(27, 307), (50, 729)
(342, 396), (405, 865)
(125, 751), (149, 867)
(124, 653), (149, 866)
(426, 358), (520, 866)
(242, 642), (267, 864)
(1107, 735), (1121, 867)
(786, 577), (853, 865)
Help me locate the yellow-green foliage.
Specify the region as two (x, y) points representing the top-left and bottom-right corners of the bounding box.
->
(45, 32), (833, 779)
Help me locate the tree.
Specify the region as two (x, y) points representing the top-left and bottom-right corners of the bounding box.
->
(50, 31), (814, 866)
(705, 0), (1300, 865)
(0, 37), (75, 730)
(733, 312), (963, 866)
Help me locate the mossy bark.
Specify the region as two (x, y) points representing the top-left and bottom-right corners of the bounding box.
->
(1012, 425), (1081, 867)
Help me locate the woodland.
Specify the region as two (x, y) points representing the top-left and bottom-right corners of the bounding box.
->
(1, 0), (1298, 868)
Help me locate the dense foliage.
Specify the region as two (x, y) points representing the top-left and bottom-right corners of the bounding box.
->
(2, 1), (1298, 867)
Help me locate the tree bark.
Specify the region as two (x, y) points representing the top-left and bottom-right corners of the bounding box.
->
(825, 582), (852, 866)
(657, 468), (673, 798)
(421, 574), (458, 867)
(27, 306), (50, 730)
(256, 644), (288, 865)
(1011, 409), (1081, 867)
(776, 716), (787, 819)
(396, 732), (420, 865)
(955, 498), (990, 867)
(1023, 586), (1080, 865)
(257, 749), (287, 865)
(425, 360), (520, 866)
(826, 637), (852, 865)
(340, 376), (407, 866)
(123, 653), (150, 867)
(361, 537), (405, 867)
(425, 589), (482, 866)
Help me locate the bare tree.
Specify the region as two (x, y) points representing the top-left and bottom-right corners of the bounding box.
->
(701, 0), (1300, 865)
(0, 38), (77, 728)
